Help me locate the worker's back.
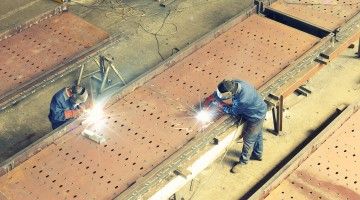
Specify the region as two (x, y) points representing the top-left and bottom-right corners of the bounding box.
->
(230, 80), (267, 122)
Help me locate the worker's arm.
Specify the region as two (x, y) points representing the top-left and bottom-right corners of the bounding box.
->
(222, 103), (240, 116)
(203, 92), (228, 108)
(50, 98), (80, 121)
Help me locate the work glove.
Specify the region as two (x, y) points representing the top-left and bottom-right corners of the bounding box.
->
(64, 109), (82, 119)
(203, 93), (227, 109)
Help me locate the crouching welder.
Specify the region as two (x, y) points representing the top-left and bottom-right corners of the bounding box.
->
(48, 85), (88, 129)
(204, 79), (267, 173)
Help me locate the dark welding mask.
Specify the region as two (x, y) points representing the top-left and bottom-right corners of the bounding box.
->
(70, 85), (88, 106)
(216, 80), (242, 100)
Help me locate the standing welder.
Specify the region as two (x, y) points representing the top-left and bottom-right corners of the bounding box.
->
(204, 79), (267, 173)
(48, 85), (88, 129)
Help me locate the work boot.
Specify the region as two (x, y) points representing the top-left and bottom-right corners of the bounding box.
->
(250, 155), (262, 161)
(230, 162), (246, 173)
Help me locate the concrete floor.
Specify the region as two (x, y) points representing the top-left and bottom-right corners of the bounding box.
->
(0, 0), (359, 200)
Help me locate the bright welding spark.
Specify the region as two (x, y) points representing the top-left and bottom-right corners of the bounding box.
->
(83, 103), (106, 130)
(196, 109), (213, 124)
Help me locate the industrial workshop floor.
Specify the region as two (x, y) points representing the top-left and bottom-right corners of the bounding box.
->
(0, 0), (359, 200)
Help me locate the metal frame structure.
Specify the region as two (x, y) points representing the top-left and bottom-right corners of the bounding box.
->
(1, 0), (360, 199)
(78, 55), (127, 95)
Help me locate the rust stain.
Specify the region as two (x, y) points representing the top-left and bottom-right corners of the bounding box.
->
(0, 12), (108, 98)
(0, 15), (319, 199)
(295, 170), (360, 200)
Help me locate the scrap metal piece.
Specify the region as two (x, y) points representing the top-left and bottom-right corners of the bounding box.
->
(0, 15), (320, 199)
(82, 129), (106, 144)
(0, 12), (108, 101)
(264, 109), (360, 200)
(270, 0), (360, 31)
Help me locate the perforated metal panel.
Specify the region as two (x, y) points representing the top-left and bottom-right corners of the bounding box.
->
(265, 110), (360, 200)
(0, 12), (108, 98)
(271, 0), (360, 31)
(0, 15), (319, 199)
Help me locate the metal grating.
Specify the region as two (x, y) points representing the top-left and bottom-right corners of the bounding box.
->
(0, 12), (108, 99)
(271, 0), (360, 31)
(265, 110), (360, 200)
(0, 15), (319, 200)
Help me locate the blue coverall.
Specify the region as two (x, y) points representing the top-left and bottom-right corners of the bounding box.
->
(219, 80), (267, 164)
(48, 88), (77, 129)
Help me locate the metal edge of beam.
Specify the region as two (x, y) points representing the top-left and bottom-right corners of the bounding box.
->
(321, 11), (360, 60)
(262, 7), (332, 38)
(260, 33), (334, 99)
(247, 100), (360, 200)
(262, 11), (360, 99)
(146, 126), (241, 200)
(0, 4), (66, 41)
(0, 3), (257, 176)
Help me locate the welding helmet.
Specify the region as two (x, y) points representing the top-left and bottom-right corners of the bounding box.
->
(71, 85), (88, 105)
(216, 80), (241, 100)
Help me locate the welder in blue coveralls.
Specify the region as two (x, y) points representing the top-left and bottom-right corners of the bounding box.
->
(204, 79), (267, 173)
(48, 85), (89, 130)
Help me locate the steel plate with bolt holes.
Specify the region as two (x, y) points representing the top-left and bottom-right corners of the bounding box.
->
(0, 12), (108, 98)
(0, 15), (319, 199)
(265, 110), (360, 200)
(271, 0), (360, 31)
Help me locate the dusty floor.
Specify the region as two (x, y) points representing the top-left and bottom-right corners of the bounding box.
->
(0, 0), (359, 200)
(175, 44), (360, 199)
(0, 0), (253, 162)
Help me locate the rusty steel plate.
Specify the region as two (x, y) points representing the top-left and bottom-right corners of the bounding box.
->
(0, 15), (319, 200)
(271, 0), (360, 31)
(0, 12), (108, 98)
(265, 110), (360, 200)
